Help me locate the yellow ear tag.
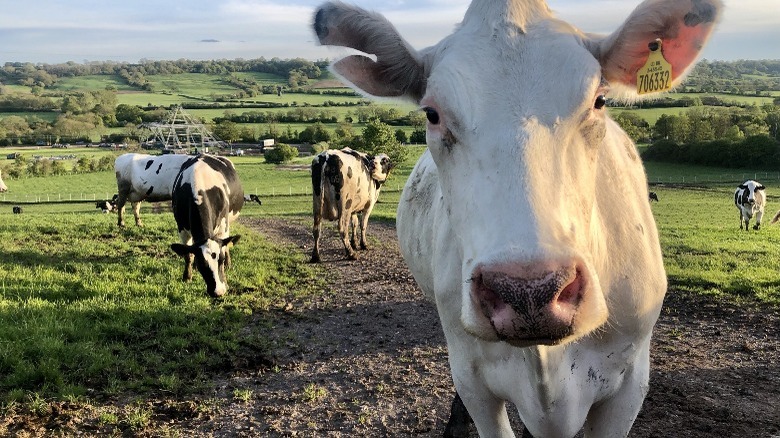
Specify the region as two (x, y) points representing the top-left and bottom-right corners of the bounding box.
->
(637, 39), (673, 95)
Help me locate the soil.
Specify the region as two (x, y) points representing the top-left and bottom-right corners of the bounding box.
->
(3, 217), (779, 437)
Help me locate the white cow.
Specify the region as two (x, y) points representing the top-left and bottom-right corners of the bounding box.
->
(114, 153), (192, 227)
(0, 169), (7, 192)
(313, 1), (721, 437)
(734, 180), (766, 231)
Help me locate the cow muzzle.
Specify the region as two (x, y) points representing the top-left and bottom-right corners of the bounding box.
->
(470, 261), (588, 346)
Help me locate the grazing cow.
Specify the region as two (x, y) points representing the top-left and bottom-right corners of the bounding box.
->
(12, 206), (22, 214)
(310, 147), (393, 262)
(734, 180), (765, 231)
(114, 153), (193, 227)
(169, 155), (244, 297)
(96, 199), (117, 213)
(649, 191), (659, 202)
(0, 170), (7, 192)
(313, 0), (720, 436)
(244, 194), (263, 205)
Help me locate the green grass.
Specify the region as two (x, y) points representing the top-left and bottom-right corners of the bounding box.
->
(651, 185), (780, 303)
(0, 213), (320, 400)
(50, 75), (138, 92)
(2, 146), (779, 404)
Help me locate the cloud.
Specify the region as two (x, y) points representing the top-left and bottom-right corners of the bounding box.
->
(200, 39), (221, 43)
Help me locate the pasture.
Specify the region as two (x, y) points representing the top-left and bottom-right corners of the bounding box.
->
(0, 149), (779, 435)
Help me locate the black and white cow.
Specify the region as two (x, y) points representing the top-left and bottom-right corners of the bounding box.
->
(244, 194), (262, 205)
(169, 155), (244, 297)
(114, 153), (193, 227)
(310, 147), (393, 262)
(649, 191), (659, 202)
(96, 199), (117, 213)
(12, 206), (22, 214)
(734, 180), (766, 231)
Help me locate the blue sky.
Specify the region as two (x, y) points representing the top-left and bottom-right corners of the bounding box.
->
(0, 0), (777, 64)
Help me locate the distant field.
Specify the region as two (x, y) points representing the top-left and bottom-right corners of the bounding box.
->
(115, 92), (202, 107)
(50, 75), (137, 92)
(138, 73), (235, 100)
(0, 112), (58, 123)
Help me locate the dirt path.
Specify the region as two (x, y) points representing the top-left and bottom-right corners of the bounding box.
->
(4, 217), (778, 437)
(198, 217), (780, 437)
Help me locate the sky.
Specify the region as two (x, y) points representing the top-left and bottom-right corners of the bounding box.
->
(0, 0), (777, 65)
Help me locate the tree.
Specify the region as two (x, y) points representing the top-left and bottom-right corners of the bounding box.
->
(264, 143), (299, 164)
(213, 120), (241, 144)
(361, 118), (408, 164)
(395, 129), (408, 144)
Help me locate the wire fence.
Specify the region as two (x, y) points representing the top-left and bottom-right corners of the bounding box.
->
(0, 183), (408, 204)
(648, 171), (780, 185)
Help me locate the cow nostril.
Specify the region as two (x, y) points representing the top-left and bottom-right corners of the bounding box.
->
(556, 270), (584, 307)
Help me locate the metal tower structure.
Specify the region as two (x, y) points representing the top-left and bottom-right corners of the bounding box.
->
(147, 106), (224, 150)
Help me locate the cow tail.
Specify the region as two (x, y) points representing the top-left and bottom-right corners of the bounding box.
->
(771, 210), (780, 224)
(312, 154), (327, 215)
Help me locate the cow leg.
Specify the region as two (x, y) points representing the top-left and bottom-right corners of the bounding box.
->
(339, 214), (357, 260)
(754, 210), (763, 230)
(453, 383), (513, 438)
(583, 345), (650, 437)
(311, 214), (322, 263)
(350, 214), (360, 250)
(358, 204), (377, 250)
(132, 201), (143, 227)
(443, 391), (473, 438)
(115, 197), (127, 228)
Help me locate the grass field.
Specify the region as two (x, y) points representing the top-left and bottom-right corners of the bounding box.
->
(1, 143), (780, 406)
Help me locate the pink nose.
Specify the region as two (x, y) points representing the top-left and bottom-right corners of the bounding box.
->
(471, 261), (586, 344)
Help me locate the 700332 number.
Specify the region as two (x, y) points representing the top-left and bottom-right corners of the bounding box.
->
(638, 70), (671, 94)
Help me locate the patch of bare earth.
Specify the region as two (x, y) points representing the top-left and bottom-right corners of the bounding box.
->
(3, 217), (778, 437)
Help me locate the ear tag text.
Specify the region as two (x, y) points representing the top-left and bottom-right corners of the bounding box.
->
(637, 39), (672, 95)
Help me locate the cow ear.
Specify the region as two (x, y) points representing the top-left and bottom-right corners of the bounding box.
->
(171, 243), (194, 256)
(588, 0), (722, 100)
(757, 185), (766, 190)
(313, 2), (426, 102)
(222, 235), (241, 248)
(738, 185), (747, 189)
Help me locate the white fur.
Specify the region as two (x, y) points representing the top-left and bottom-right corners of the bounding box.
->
(114, 153), (192, 227)
(315, 0), (721, 435)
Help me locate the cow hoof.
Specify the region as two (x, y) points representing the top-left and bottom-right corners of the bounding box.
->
(347, 253), (358, 261)
(310, 254), (321, 263)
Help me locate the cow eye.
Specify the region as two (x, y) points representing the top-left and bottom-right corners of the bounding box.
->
(211, 253), (217, 260)
(594, 95), (607, 110)
(424, 107), (440, 125)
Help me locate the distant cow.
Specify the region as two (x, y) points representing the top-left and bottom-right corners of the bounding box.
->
(170, 155), (244, 297)
(12, 206), (21, 214)
(734, 180), (765, 231)
(310, 147), (393, 262)
(114, 153), (193, 227)
(313, 0), (721, 435)
(0, 170), (7, 192)
(649, 191), (659, 202)
(244, 194), (262, 205)
(96, 199), (117, 213)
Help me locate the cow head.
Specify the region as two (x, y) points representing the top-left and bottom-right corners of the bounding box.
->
(738, 180), (765, 205)
(368, 153), (393, 183)
(314, 0), (720, 346)
(171, 235), (241, 297)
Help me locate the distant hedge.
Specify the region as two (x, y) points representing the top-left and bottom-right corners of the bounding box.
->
(641, 135), (780, 168)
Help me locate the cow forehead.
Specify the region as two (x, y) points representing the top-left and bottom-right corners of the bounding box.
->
(426, 20), (600, 127)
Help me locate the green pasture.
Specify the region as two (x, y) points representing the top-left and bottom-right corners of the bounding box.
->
(2, 147), (780, 406)
(50, 75), (137, 92)
(143, 73), (238, 100)
(115, 92), (202, 107)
